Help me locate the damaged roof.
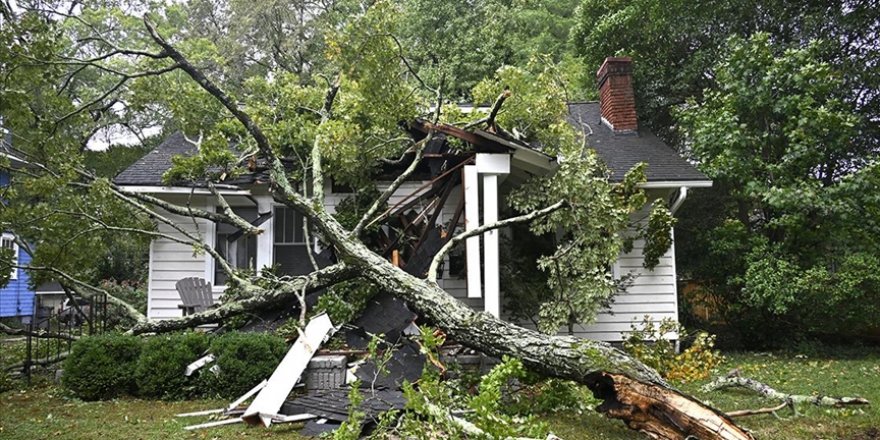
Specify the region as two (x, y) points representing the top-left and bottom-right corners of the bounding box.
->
(567, 102), (709, 183)
(115, 105), (709, 187)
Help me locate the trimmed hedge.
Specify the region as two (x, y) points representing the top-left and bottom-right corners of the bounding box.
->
(200, 332), (287, 399)
(135, 331), (211, 400)
(62, 333), (142, 401)
(62, 331), (288, 401)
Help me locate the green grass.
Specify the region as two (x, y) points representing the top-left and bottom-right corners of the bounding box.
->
(0, 387), (308, 440)
(1, 349), (878, 439)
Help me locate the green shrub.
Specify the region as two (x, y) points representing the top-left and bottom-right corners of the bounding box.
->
(623, 316), (724, 383)
(200, 332), (287, 398)
(62, 333), (142, 400)
(135, 332), (211, 400)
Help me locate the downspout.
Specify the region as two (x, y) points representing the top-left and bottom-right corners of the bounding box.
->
(668, 185), (688, 355)
(669, 186), (689, 214)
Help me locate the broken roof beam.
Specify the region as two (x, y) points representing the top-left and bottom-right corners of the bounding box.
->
(242, 313), (335, 427)
(411, 120), (511, 153)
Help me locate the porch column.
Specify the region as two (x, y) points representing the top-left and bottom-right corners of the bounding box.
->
(482, 174), (499, 317)
(475, 154), (510, 318)
(464, 165), (482, 299)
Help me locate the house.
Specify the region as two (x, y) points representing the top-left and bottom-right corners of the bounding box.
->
(0, 131), (69, 321)
(114, 57), (710, 341)
(0, 131), (36, 320)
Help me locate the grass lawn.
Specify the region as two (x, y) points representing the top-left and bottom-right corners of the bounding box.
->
(1, 349), (878, 439)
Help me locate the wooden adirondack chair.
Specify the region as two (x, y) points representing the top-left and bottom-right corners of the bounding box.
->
(175, 277), (214, 316)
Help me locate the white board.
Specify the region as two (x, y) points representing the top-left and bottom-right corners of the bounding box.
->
(242, 313), (334, 427)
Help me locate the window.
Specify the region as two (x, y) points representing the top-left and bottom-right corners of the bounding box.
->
(214, 207), (258, 286)
(1, 233), (18, 280)
(273, 206), (312, 276)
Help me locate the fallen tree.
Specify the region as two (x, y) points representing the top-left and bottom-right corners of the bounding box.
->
(0, 5), (756, 439)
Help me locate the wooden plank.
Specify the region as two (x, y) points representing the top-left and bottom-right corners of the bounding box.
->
(176, 408), (224, 418)
(242, 313), (334, 427)
(271, 413), (317, 424)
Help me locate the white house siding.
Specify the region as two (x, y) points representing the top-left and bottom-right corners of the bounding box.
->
(143, 184), (681, 342)
(561, 236), (679, 342)
(147, 203), (216, 320)
(145, 183), (438, 320)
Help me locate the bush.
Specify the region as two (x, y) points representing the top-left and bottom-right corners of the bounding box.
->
(623, 316), (724, 383)
(62, 333), (142, 400)
(200, 332), (287, 398)
(135, 332), (211, 400)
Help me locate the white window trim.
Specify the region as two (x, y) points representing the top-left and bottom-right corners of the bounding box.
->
(2, 233), (18, 280)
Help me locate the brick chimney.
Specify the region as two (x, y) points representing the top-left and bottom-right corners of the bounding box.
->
(597, 57), (638, 133)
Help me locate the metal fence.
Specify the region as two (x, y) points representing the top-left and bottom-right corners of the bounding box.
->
(19, 294), (108, 383)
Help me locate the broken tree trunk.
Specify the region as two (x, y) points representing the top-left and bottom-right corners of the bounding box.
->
(590, 373), (755, 439)
(309, 210), (754, 440)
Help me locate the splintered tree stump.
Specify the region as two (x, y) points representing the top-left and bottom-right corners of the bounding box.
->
(587, 373), (755, 440)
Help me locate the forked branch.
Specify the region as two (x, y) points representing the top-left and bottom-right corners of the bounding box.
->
(426, 200), (566, 282)
(704, 372), (870, 415)
(352, 81), (444, 237)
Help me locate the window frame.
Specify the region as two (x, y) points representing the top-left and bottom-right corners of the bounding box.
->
(212, 206), (259, 286)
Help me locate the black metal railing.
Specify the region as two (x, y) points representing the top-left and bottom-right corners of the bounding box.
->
(20, 293), (108, 383)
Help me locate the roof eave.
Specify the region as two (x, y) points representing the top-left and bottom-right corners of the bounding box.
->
(638, 180), (713, 189)
(115, 184), (252, 195)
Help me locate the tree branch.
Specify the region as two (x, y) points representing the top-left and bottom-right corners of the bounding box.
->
(310, 76), (340, 204)
(208, 182), (263, 236)
(107, 188), (243, 285)
(427, 200), (566, 282)
(0, 322), (79, 341)
(703, 374), (870, 408)
(464, 88), (511, 130)
(141, 14), (311, 213)
(128, 263), (355, 334)
(352, 80), (443, 237)
(13, 264), (145, 323)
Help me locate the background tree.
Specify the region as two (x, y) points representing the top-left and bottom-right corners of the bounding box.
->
(676, 34), (880, 344)
(572, 0), (880, 146)
(573, 0), (880, 344)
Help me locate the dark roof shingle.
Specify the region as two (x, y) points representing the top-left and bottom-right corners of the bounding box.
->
(114, 132), (196, 186)
(567, 102), (709, 183)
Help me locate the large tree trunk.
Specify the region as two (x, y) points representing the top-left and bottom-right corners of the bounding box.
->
(319, 211), (754, 440)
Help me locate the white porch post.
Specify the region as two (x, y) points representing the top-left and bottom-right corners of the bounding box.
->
(255, 196), (274, 271)
(475, 154), (510, 318)
(464, 165), (482, 299)
(482, 174), (500, 317)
